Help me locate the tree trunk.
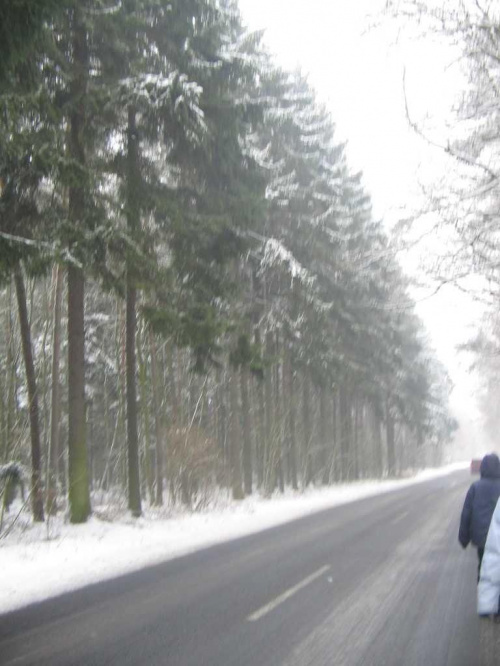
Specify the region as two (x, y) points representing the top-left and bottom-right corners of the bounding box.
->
(67, 264), (90, 522)
(338, 384), (351, 481)
(5, 285), (18, 463)
(273, 333), (284, 493)
(254, 327), (265, 488)
(240, 366), (252, 495)
(136, 324), (154, 504)
(47, 264), (63, 515)
(353, 397), (361, 479)
(165, 339), (179, 423)
(284, 347), (298, 490)
(115, 299), (127, 490)
(319, 385), (329, 485)
(67, 3), (90, 524)
(264, 331), (274, 493)
(0, 289), (14, 461)
(37, 279), (51, 484)
(386, 394), (396, 477)
(0, 350), (5, 460)
(176, 348), (185, 427)
(372, 403), (384, 478)
(331, 388), (339, 481)
(150, 330), (164, 506)
(125, 105), (142, 517)
(14, 264), (44, 522)
(229, 367), (244, 499)
(302, 371), (312, 486)
(126, 279), (141, 515)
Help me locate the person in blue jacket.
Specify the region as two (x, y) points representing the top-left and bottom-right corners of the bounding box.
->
(459, 453), (500, 578)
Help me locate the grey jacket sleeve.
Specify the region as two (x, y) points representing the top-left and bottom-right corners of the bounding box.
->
(459, 485), (474, 548)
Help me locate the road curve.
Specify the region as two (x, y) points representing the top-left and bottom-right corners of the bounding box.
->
(0, 470), (497, 666)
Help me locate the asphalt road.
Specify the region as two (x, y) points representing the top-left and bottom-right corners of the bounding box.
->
(1, 470), (498, 666)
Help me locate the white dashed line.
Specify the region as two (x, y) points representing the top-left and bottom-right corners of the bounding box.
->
(247, 565), (331, 622)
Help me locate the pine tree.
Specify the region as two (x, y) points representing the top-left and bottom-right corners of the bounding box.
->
(0, 0), (67, 84)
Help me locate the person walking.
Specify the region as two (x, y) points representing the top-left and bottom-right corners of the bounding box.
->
(459, 453), (500, 579)
(478, 496), (500, 618)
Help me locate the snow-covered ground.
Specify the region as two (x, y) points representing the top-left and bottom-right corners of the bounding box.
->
(0, 463), (468, 615)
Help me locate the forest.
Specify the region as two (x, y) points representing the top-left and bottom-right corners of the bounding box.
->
(0, 0), (457, 527)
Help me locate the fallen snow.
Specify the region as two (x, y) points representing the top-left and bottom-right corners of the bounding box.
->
(0, 462), (468, 615)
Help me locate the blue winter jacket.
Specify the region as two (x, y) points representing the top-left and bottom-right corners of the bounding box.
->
(459, 454), (500, 549)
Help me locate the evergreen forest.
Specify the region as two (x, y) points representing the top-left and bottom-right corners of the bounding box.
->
(0, 0), (457, 526)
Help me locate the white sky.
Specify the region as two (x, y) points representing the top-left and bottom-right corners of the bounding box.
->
(238, 0), (456, 218)
(0, 463), (466, 615)
(238, 0), (488, 452)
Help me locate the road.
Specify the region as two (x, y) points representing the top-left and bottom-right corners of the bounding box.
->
(1, 469), (498, 666)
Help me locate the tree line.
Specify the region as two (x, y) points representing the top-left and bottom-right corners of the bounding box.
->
(0, 0), (456, 525)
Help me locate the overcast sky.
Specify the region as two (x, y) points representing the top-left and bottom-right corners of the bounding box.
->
(239, 0), (455, 217)
(238, 0), (489, 454)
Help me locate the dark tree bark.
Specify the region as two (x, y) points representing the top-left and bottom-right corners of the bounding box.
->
(126, 274), (141, 515)
(215, 366), (227, 464)
(165, 339), (179, 422)
(264, 331), (274, 493)
(229, 367), (244, 499)
(319, 385), (329, 485)
(386, 394), (396, 477)
(47, 264), (63, 515)
(273, 333), (284, 493)
(352, 397), (361, 480)
(372, 402), (384, 478)
(284, 347), (298, 490)
(240, 367), (253, 495)
(14, 265), (44, 522)
(125, 105), (142, 518)
(302, 371), (312, 486)
(338, 384), (351, 481)
(176, 348), (185, 427)
(331, 389), (339, 481)
(67, 265), (90, 522)
(2, 287), (16, 462)
(254, 327), (265, 488)
(0, 349), (5, 459)
(67, 5), (90, 523)
(150, 330), (164, 506)
(136, 327), (154, 503)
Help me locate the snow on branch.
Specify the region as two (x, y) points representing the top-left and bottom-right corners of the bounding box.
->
(0, 230), (83, 268)
(241, 136), (277, 170)
(310, 203), (337, 227)
(259, 238), (314, 285)
(265, 170), (299, 201)
(218, 29), (268, 70)
(265, 106), (296, 124)
(119, 73), (206, 128)
(85, 1), (122, 16)
(293, 115), (332, 136)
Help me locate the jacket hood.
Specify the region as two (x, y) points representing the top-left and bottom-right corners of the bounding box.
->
(480, 453), (500, 479)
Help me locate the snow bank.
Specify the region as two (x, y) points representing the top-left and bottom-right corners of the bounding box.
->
(0, 463), (468, 615)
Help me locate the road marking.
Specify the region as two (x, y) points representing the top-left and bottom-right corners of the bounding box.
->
(247, 565), (331, 622)
(3, 650), (40, 665)
(390, 510), (410, 525)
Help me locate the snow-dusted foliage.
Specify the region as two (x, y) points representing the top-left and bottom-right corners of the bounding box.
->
(244, 55), (454, 476)
(259, 238), (313, 285)
(119, 72), (207, 145)
(0, 0), (454, 526)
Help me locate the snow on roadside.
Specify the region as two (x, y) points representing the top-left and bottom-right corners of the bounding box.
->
(0, 462), (468, 615)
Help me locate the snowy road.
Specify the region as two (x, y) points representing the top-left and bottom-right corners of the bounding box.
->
(0, 470), (497, 665)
